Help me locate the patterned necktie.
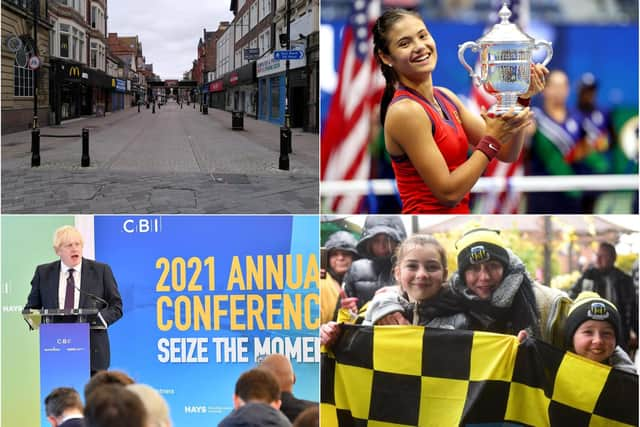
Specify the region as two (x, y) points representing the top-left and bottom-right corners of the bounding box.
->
(64, 268), (75, 310)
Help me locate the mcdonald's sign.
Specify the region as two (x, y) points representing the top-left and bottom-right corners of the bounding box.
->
(69, 66), (81, 78)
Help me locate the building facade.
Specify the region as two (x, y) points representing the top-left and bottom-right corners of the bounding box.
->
(1, 0), (52, 134)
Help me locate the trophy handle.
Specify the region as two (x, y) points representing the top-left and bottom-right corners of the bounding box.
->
(534, 40), (553, 67)
(458, 41), (481, 86)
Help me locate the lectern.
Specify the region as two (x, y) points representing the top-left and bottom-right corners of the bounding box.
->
(23, 308), (105, 427)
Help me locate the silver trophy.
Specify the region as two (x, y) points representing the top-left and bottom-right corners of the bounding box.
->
(458, 2), (553, 114)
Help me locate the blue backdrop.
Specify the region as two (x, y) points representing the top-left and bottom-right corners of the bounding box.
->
(320, 19), (639, 129)
(94, 216), (319, 426)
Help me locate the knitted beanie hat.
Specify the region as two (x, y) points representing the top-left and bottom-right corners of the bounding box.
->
(455, 228), (510, 275)
(564, 291), (622, 349)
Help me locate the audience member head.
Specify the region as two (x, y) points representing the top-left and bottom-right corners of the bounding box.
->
(53, 225), (84, 268)
(455, 228), (510, 300)
(542, 69), (570, 108)
(84, 369), (135, 400)
(293, 405), (319, 427)
(393, 234), (448, 303)
(233, 368), (281, 409)
(259, 353), (295, 393)
(127, 384), (172, 427)
(44, 387), (83, 427)
(84, 384), (147, 427)
(565, 291), (621, 364)
(324, 231), (359, 280)
(596, 242), (616, 271)
(577, 72), (598, 112)
(356, 216), (407, 259)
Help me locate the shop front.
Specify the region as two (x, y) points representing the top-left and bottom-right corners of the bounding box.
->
(111, 78), (126, 111)
(209, 80), (225, 109)
(224, 62), (256, 117)
(256, 53), (306, 126)
(87, 68), (111, 116)
(49, 58), (89, 123)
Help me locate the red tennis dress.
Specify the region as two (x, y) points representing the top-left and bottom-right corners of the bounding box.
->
(389, 86), (471, 213)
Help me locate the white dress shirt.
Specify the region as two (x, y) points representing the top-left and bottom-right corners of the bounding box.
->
(58, 262), (82, 309)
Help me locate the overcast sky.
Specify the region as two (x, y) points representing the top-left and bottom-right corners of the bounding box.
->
(108, 1), (235, 80)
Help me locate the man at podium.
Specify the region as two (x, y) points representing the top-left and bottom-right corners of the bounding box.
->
(24, 225), (123, 374)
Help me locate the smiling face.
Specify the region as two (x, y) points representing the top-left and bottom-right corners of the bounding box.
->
(378, 14), (437, 84)
(463, 261), (504, 300)
(572, 320), (616, 363)
(395, 243), (446, 303)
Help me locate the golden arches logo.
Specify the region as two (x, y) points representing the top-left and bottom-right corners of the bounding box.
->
(69, 66), (80, 77)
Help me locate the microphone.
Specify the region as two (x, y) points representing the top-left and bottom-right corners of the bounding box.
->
(74, 285), (109, 309)
(74, 285), (109, 328)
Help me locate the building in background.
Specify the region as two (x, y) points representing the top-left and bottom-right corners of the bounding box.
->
(1, 0), (52, 134)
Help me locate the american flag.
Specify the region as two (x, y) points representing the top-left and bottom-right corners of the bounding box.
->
(321, 0), (383, 214)
(471, 0), (528, 214)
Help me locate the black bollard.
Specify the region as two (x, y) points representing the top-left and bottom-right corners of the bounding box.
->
(81, 128), (90, 167)
(152, 103), (156, 114)
(138, 103), (140, 113)
(31, 128), (40, 167)
(146, 102), (149, 109)
(279, 126), (290, 170)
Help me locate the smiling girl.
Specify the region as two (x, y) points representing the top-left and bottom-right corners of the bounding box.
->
(373, 9), (548, 213)
(564, 292), (636, 373)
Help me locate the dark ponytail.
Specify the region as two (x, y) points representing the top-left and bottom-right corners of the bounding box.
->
(373, 8), (421, 126)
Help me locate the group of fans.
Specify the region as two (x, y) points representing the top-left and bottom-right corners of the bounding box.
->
(320, 216), (638, 372)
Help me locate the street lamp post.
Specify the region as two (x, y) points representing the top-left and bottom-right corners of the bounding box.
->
(285, 0), (292, 154)
(278, 0), (292, 170)
(32, 0), (39, 130)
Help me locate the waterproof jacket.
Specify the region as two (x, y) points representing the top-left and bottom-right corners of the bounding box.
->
(343, 217), (406, 309)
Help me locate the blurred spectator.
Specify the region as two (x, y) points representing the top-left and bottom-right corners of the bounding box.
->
(320, 231), (359, 324)
(574, 72), (612, 212)
(84, 370), (135, 400)
(343, 216), (406, 310)
(526, 70), (591, 213)
(219, 369), (292, 427)
(569, 242), (637, 353)
(44, 387), (84, 427)
(84, 384), (147, 427)
(127, 384), (172, 427)
(260, 354), (317, 423)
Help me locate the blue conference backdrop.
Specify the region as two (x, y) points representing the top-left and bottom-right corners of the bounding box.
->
(94, 216), (320, 426)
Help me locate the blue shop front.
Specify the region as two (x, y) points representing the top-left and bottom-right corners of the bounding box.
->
(111, 78), (126, 111)
(256, 52), (306, 126)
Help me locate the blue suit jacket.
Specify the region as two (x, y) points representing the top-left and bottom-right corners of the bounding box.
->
(25, 258), (123, 371)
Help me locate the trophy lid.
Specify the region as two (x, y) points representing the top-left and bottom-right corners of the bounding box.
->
(478, 2), (534, 44)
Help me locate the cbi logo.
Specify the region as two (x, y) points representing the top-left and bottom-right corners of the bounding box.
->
(69, 66), (80, 78)
(122, 217), (162, 233)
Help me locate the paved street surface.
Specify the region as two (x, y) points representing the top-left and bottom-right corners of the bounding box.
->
(2, 102), (318, 213)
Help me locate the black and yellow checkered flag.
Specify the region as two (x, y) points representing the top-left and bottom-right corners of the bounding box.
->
(321, 325), (637, 426)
